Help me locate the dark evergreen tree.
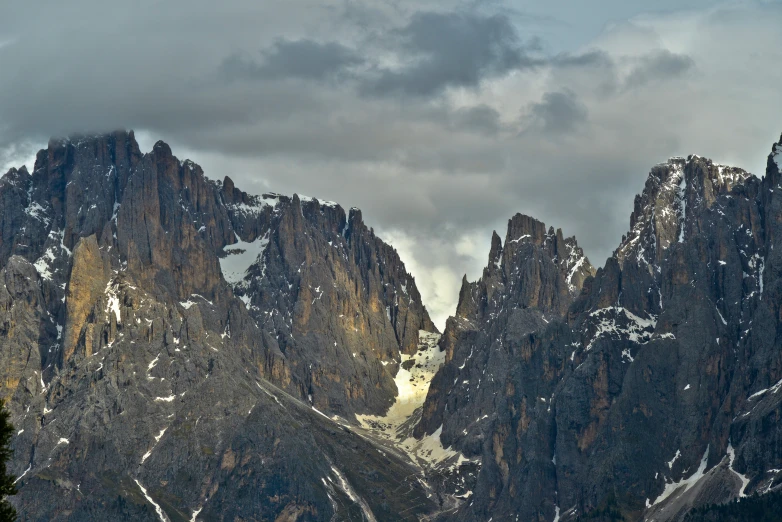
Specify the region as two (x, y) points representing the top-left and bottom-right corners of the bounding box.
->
(684, 491), (782, 522)
(0, 402), (16, 521)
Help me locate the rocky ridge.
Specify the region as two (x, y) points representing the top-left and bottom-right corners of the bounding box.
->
(2, 129), (782, 521)
(0, 131), (442, 520)
(415, 138), (782, 522)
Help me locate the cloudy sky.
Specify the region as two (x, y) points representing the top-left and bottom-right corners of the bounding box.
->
(1, 0), (781, 328)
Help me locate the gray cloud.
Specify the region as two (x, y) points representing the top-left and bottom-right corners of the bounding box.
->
(0, 141), (36, 174)
(525, 90), (588, 133)
(449, 104), (503, 135)
(551, 49), (613, 67)
(624, 50), (695, 88)
(360, 11), (542, 97)
(221, 39), (364, 82)
(0, 0), (780, 327)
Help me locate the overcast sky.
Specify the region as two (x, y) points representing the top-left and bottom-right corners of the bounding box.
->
(1, 0), (781, 328)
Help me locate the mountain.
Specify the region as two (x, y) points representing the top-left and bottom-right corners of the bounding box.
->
(2, 129), (782, 521)
(415, 137), (782, 521)
(0, 131), (442, 520)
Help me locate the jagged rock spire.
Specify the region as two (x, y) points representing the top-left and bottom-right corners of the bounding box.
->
(616, 155), (751, 265)
(488, 230), (503, 268)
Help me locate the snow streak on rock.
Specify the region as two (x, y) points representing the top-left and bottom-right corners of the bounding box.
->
(650, 446), (710, 507)
(134, 479), (170, 522)
(583, 307), (657, 352)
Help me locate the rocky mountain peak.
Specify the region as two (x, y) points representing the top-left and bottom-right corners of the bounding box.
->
(504, 213), (548, 246)
(487, 229), (503, 268)
(412, 133), (782, 522)
(151, 139), (172, 155)
(415, 212), (593, 447)
(616, 154), (752, 266)
(1, 127), (438, 407)
(497, 214), (595, 301)
(0, 129), (448, 520)
(769, 134), (782, 180)
(452, 214), (597, 326)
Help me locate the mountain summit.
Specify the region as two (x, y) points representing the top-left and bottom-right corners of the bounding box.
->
(0, 131), (441, 520)
(412, 133), (782, 521)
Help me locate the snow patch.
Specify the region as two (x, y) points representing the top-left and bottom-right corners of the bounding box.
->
(25, 201), (49, 224)
(726, 442), (750, 497)
(299, 194), (338, 208)
(651, 446), (709, 507)
(747, 377), (782, 401)
(585, 307), (657, 351)
(154, 427), (167, 442)
(749, 254), (765, 298)
(566, 256), (585, 292)
(14, 464), (31, 484)
(33, 246), (59, 280)
(399, 425), (472, 471)
(357, 331), (475, 472)
(189, 507), (202, 522)
(716, 307), (727, 326)
(677, 171), (687, 242)
(357, 331), (443, 440)
(667, 449), (681, 469)
(326, 465), (377, 522)
(104, 280), (122, 324)
(219, 232), (270, 286)
(141, 428), (168, 464)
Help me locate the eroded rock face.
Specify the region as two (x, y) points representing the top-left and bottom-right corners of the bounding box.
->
(418, 142), (782, 522)
(229, 199), (437, 416)
(414, 214), (595, 511)
(0, 257), (47, 402)
(62, 235), (108, 361)
(0, 131), (438, 521)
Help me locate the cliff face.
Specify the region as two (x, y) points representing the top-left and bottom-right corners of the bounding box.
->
(413, 214), (596, 513)
(223, 192), (437, 416)
(0, 131), (438, 520)
(417, 139), (782, 522)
